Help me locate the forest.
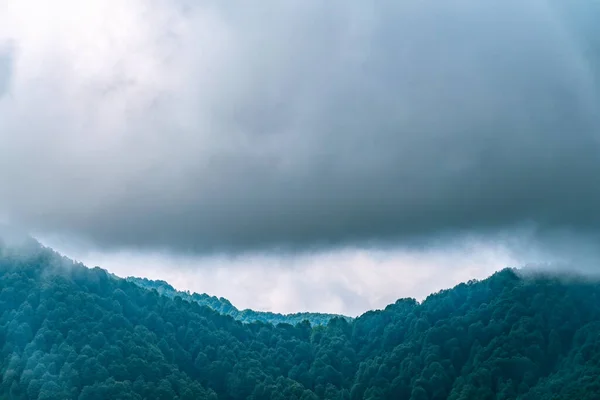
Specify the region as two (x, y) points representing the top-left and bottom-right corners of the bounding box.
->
(2, 237), (600, 399)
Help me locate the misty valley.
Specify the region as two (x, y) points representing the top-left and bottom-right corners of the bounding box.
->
(1, 238), (600, 400)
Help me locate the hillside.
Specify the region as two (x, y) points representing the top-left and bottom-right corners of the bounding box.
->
(2, 239), (600, 399)
(127, 277), (350, 326)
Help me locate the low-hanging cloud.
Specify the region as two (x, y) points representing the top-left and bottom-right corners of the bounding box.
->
(1, 0), (600, 254)
(43, 235), (519, 316)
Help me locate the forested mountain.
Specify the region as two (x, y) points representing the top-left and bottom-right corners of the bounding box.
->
(2, 238), (600, 399)
(127, 277), (349, 326)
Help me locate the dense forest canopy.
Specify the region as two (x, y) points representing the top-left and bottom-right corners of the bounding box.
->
(2, 237), (600, 399)
(127, 277), (350, 326)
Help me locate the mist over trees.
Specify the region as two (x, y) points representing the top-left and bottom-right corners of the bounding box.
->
(2, 240), (600, 399)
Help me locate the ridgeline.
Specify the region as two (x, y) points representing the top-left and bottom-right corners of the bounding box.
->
(1, 237), (600, 399)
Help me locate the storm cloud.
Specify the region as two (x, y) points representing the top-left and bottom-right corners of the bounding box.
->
(1, 0), (600, 254)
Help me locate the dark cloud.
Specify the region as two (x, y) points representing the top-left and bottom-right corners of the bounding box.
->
(1, 0), (600, 253)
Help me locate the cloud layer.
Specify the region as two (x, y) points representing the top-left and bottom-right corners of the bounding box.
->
(2, 0), (600, 254)
(43, 235), (519, 316)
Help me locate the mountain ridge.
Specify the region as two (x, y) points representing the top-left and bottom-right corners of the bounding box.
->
(126, 276), (351, 326)
(2, 237), (600, 398)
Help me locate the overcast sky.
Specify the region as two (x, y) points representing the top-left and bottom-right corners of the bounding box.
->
(2, 0), (600, 315)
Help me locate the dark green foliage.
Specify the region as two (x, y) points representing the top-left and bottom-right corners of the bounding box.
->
(2, 238), (600, 399)
(127, 277), (350, 326)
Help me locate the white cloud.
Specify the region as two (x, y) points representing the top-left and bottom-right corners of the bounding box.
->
(41, 235), (521, 316)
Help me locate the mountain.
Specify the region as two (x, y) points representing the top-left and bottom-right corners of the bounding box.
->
(127, 277), (350, 326)
(2, 238), (600, 399)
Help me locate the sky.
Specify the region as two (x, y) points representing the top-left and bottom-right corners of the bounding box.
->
(1, 0), (600, 316)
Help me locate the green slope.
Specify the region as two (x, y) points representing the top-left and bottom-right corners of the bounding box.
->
(3, 238), (600, 399)
(127, 276), (350, 326)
